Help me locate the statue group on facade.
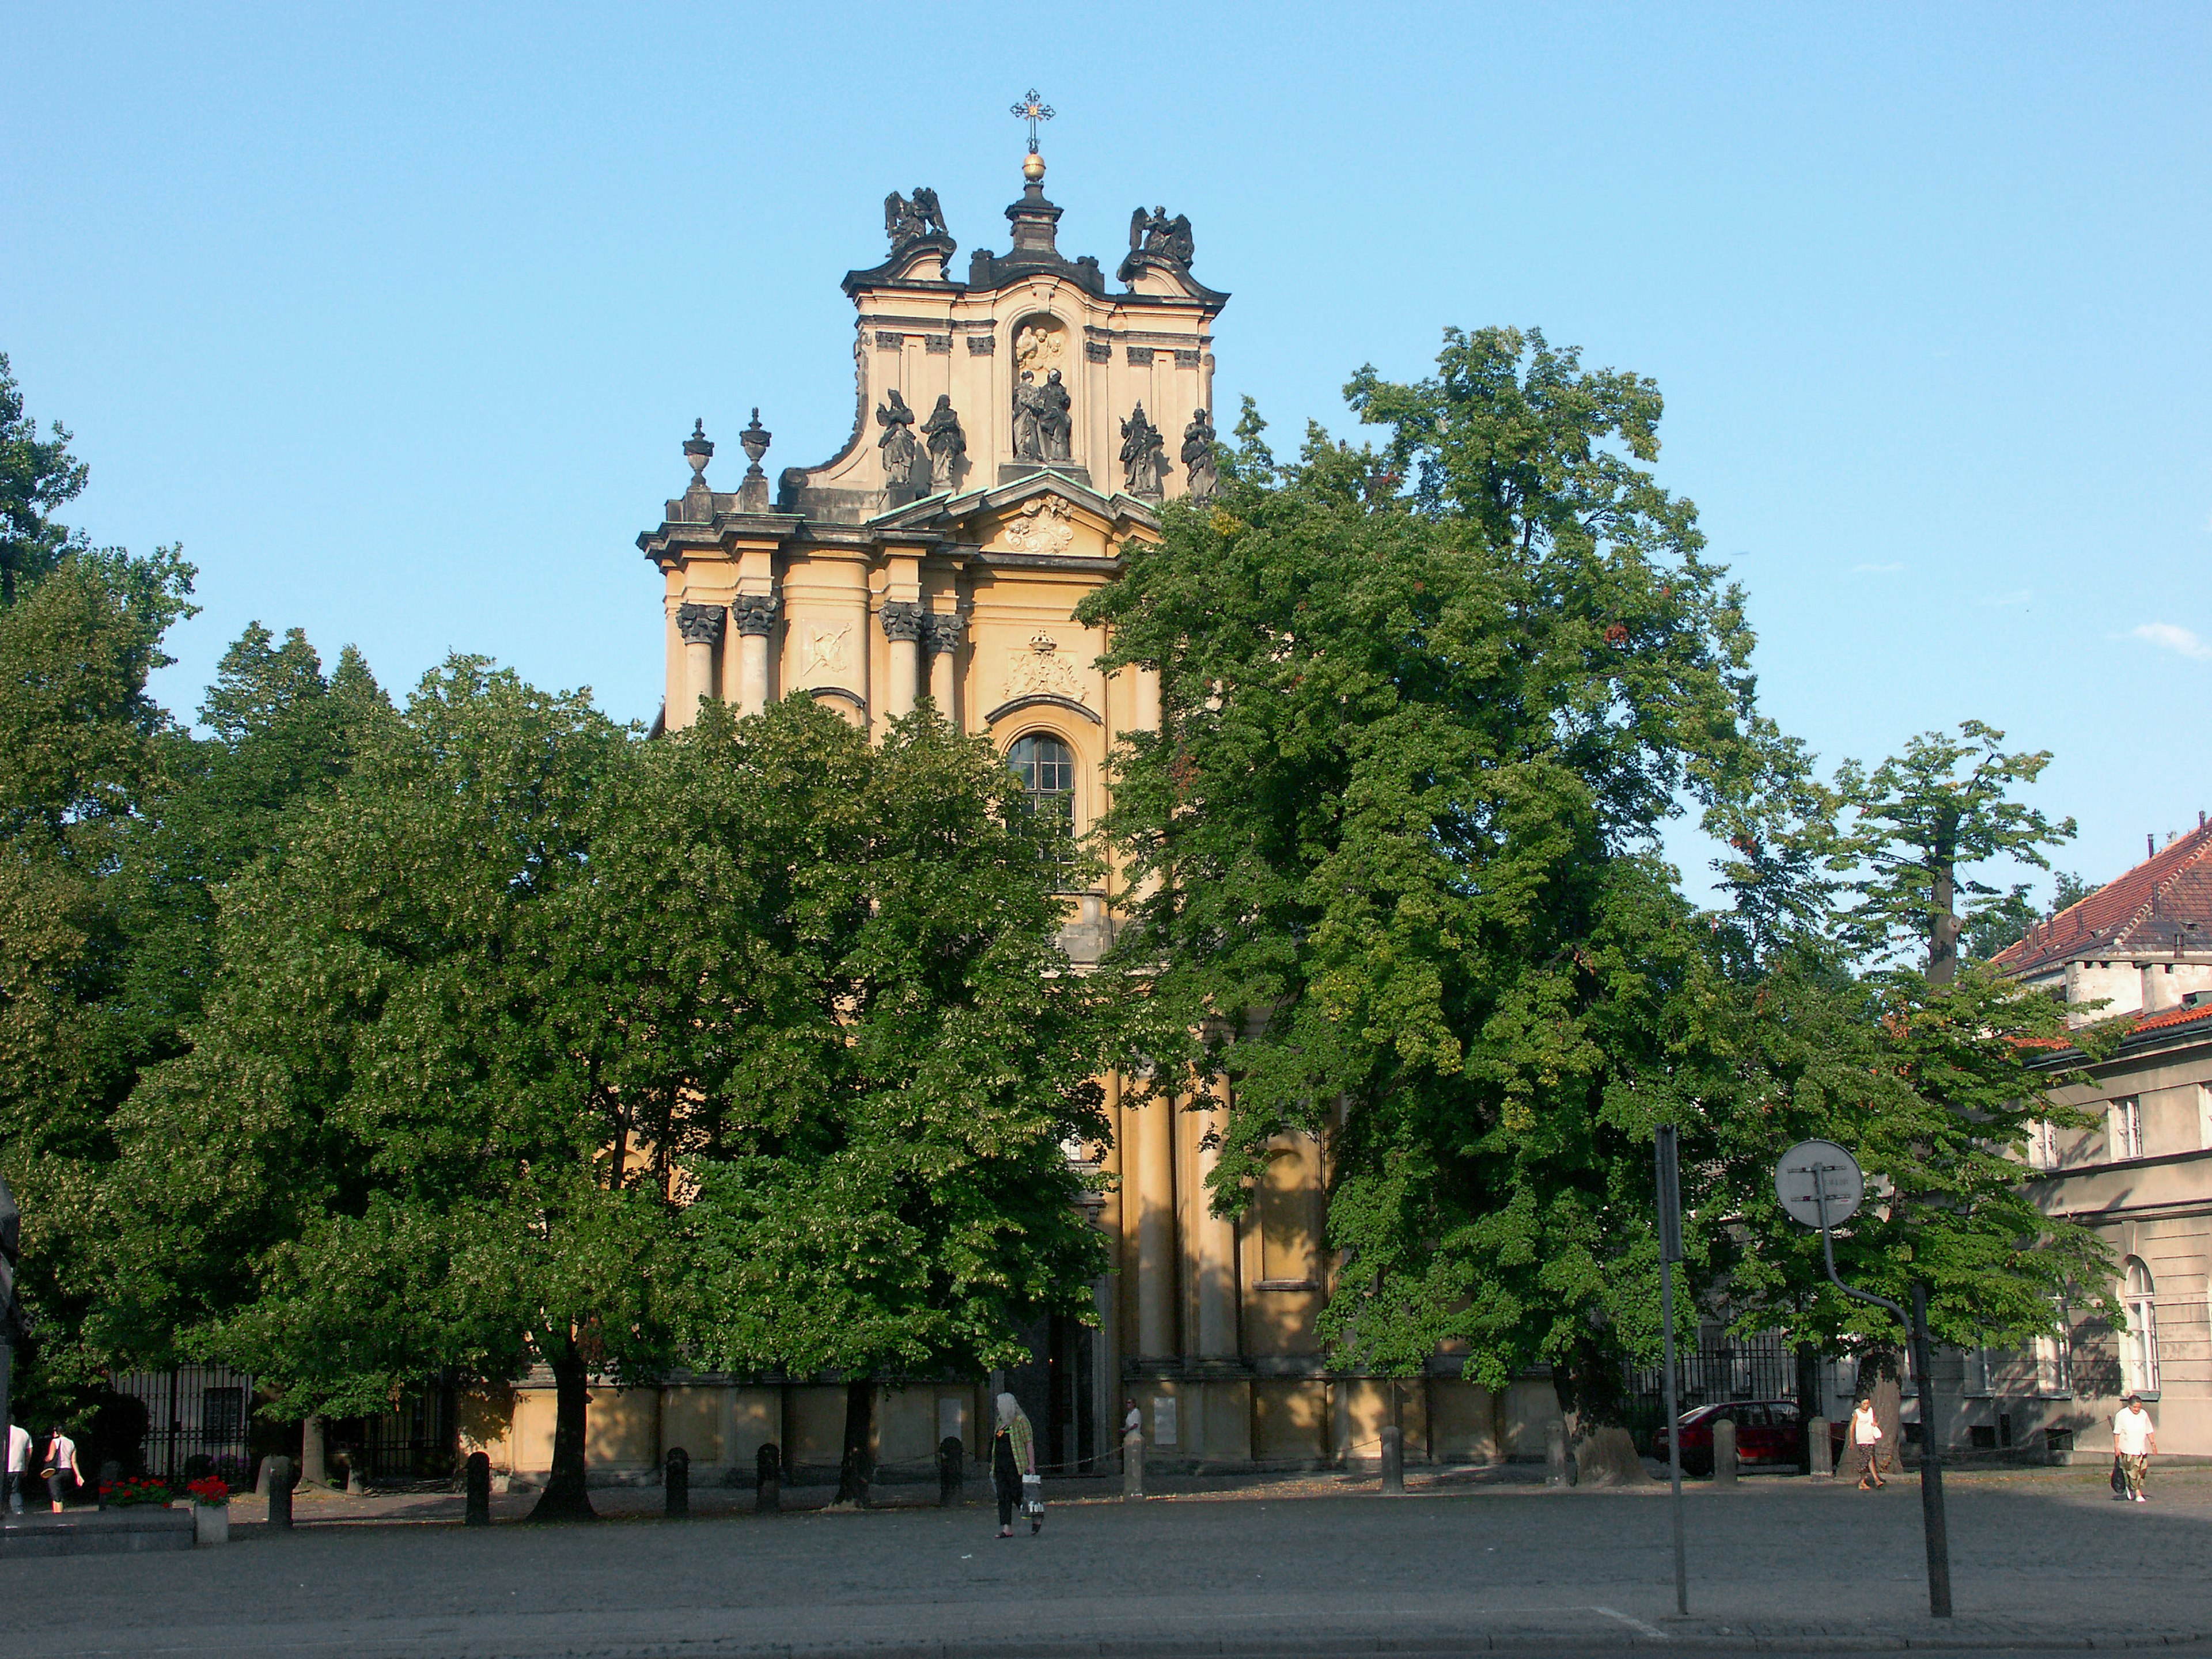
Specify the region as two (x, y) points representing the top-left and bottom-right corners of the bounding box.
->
(883, 187), (948, 251)
(1120, 403), (1170, 497)
(1013, 368), (1073, 464)
(878, 389), (967, 493)
(1127, 206), (1194, 266)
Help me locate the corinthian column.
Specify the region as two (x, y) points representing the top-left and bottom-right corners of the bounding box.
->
(880, 601), (923, 721)
(921, 611), (965, 721)
(676, 602), (725, 720)
(1134, 1084), (1176, 1361)
(1192, 1074), (1240, 1361)
(732, 593), (778, 716)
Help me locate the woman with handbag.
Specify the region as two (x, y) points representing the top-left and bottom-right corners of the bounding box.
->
(1849, 1397), (1885, 1490)
(40, 1425), (80, 1513)
(991, 1392), (1037, 1539)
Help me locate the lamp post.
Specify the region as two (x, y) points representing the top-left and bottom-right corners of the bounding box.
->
(1654, 1126), (1688, 1617)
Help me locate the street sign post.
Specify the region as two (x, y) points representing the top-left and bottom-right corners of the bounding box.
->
(1654, 1126), (1687, 1618)
(1774, 1139), (1952, 1619)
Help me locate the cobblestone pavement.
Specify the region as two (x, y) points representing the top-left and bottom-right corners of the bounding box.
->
(6, 1463), (2212, 1658)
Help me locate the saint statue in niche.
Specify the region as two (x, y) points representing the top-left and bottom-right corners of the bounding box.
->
(1038, 369), (1072, 461)
(1012, 370), (1045, 462)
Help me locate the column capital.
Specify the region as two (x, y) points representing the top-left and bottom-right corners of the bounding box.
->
(731, 593), (781, 637)
(676, 601), (726, 645)
(921, 611), (967, 657)
(880, 600), (925, 643)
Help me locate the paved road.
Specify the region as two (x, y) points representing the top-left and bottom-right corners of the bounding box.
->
(6, 1465), (2211, 1658)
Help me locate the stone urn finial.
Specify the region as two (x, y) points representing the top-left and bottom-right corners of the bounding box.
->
(683, 418), (714, 484)
(740, 408), (771, 469)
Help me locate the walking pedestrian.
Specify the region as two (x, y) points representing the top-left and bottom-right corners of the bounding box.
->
(990, 1391), (1036, 1540)
(2113, 1392), (2156, 1503)
(1849, 1396), (1885, 1490)
(5, 1419), (28, 1514)
(40, 1425), (79, 1513)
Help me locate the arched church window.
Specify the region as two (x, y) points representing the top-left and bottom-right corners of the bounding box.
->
(2122, 1256), (2160, 1394)
(1007, 732), (1077, 881)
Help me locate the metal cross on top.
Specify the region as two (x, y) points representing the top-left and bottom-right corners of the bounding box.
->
(1010, 88), (1054, 154)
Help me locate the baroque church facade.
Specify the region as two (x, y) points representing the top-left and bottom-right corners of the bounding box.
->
(470, 146), (1558, 1487)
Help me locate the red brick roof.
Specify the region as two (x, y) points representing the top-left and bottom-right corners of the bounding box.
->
(2130, 998), (2212, 1037)
(1991, 819), (2212, 977)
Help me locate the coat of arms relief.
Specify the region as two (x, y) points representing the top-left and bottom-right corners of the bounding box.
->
(1006, 632), (1088, 706)
(997, 495), (1075, 556)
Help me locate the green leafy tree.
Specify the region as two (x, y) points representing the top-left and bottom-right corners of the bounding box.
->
(108, 659), (662, 1518)
(1831, 721), (2075, 984)
(1078, 327), (1792, 1457)
(664, 700), (1120, 1504)
(1710, 954), (2115, 1437)
(0, 546), (195, 1418)
(0, 353), (89, 608)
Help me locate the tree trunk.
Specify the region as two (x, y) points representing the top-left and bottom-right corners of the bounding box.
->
(1930, 854), (1959, 986)
(1551, 1332), (1651, 1487)
(298, 1414), (327, 1487)
(1863, 1346), (1904, 1475)
(835, 1376), (874, 1507)
(529, 1332), (597, 1521)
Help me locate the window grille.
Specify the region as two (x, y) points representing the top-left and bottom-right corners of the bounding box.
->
(1006, 733), (1077, 883)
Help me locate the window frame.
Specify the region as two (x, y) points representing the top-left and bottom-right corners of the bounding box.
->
(2122, 1256), (2161, 1397)
(1003, 728), (1081, 888)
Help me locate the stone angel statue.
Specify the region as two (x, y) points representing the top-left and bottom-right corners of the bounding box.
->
(883, 187), (948, 250)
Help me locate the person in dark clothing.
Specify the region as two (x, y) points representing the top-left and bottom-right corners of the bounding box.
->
(991, 1391), (1036, 1539)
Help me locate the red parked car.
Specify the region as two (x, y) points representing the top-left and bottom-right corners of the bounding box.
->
(1653, 1400), (1804, 1476)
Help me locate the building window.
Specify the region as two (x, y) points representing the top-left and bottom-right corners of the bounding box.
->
(2036, 1298), (2073, 1397)
(1006, 733), (1077, 881)
(2198, 1084), (2212, 1151)
(2122, 1256), (2160, 1395)
(1964, 1348), (1994, 1397)
(2027, 1120), (2058, 1169)
(2109, 1096), (2143, 1161)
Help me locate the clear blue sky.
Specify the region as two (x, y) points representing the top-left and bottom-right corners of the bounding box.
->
(5, 2), (2207, 902)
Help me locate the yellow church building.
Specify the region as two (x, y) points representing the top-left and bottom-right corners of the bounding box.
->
(472, 144), (1562, 1489)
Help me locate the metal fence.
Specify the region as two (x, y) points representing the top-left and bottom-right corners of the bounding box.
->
(342, 1382), (458, 1483)
(1624, 1332), (1800, 1452)
(108, 1365), (256, 1487)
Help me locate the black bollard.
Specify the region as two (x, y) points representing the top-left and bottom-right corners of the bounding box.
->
(665, 1446), (690, 1518)
(96, 1460), (120, 1510)
(267, 1456), (294, 1530)
(756, 1442), (781, 1513)
(937, 1436), (963, 1508)
(464, 1451), (490, 1528)
(1380, 1425), (1405, 1495)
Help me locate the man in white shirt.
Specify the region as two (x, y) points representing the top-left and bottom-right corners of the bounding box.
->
(5, 1421), (28, 1514)
(2113, 1393), (2156, 1502)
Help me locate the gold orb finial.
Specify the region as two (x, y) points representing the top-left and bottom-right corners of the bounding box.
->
(1022, 151), (1046, 183)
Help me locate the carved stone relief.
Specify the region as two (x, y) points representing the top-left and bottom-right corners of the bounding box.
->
(998, 495), (1075, 557)
(797, 620), (853, 678)
(1006, 632), (1088, 706)
(1012, 316), (1066, 378)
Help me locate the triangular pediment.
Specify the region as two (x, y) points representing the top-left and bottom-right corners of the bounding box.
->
(870, 469), (1159, 554)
